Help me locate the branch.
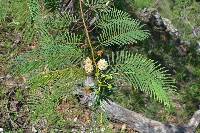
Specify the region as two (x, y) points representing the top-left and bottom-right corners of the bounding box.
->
(188, 110), (200, 131)
(79, 0), (97, 68)
(75, 76), (200, 133)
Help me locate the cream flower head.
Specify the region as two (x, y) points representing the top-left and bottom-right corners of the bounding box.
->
(97, 59), (108, 71)
(84, 57), (93, 74)
(84, 57), (92, 64)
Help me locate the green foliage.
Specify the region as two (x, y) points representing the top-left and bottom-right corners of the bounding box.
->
(97, 9), (149, 46)
(28, 0), (41, 23)
(181, 82), (200, 115)
(5, 0), (179, 131)
(90, 111), (113, 132)
(154, 0), (173, 18)
(43, 13), (81, 45)
(115, 1), (200, 127)
(11, 0), (83, 75)
(2, 0), (200, 132)
(84, 0), (110, 11)
(0, 0), (8, 22)
(174, 0), (192, 7)
(29, 68), (84, 89)
(172, 0), (200, 41)
(133, 0), (153, 9)
(19, 0), (45, 43)
(0, 0), (29, 26)
(44, 0), (60, 12)
(45, 12), (75, 32)
(41, 13), (79, 46)
(28, 67), (85, 128)
(10, 0), (173, 109)
(85, 0), (109, 5)
(54, 32), (83, 45)
(93, 72), (114, 105)
(96, 8), (131, 27)
(108, 51), (176, 107)
(13, 44), (82, 75)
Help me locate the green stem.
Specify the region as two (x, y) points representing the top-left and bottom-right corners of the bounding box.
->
(79, 0), (97, 69)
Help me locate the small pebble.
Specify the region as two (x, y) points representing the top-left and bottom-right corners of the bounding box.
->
(32, 126), (37, 133)
(121, 124), (126, 131)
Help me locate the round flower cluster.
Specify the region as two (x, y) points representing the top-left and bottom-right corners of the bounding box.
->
(97, 59), (108, 71)
(83, 57), (109, 73)
(84, 57), (94, 74)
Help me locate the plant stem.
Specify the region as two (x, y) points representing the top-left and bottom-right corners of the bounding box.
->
(79, 0), (97, 68)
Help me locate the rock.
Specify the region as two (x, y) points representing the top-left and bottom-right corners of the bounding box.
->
(136, 8), (153, 22)
(37, 118), (47, 130)
(13, 33), (21, 47)
(0, 76), (4, 81)
(5, 74), (12, 79)
(192, 26), (200, 37)
(121, 124), (127, 131)
(137, 8), (182, 39)
(136, 7), (200, 57)
(152, 11), (165, 29)
(0, 42), (4, 47)
(84, 76), (95, 87)
(196, 41), (200, 53)
(32, 126), (37, 133)
(100, 128), (106, 132)
(109, 123), (114, 129)
(4, 79), (18, 88)
(10, 101), (19, 112)
(137, 8), (166, 30)
(73, 117), (78, 122)
(59, 0), (75, 14)
(162, 18), (180, 38)
(137, 8), (181, 40)
(71, 128), (78, 132)
(181, 41), (191, 46)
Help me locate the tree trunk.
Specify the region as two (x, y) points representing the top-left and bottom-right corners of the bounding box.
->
(101, 100), (199, 133)
(75, 76), (200, 133)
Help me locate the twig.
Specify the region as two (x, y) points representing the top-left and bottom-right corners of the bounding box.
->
(79, 0), (97, 68)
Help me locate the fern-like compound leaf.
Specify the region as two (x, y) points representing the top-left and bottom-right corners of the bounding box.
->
(108, 51), (176, 107)
(28, 67), (85, 125)
(97, 9), (149, 46)
(44, 0), (60, 12)
(96, 8), (131, 27)
(44, 13), (82, 45)
(55, 32), (83, 45)
(12, 45), (82, 75)
(85, 0), (110, 11)
(29, 67), (85, 90)
(28, 0), (41, 23)
(45, 12), (75, 32)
